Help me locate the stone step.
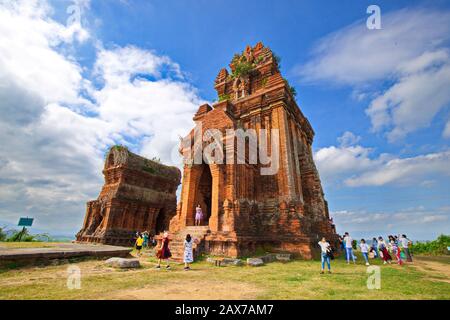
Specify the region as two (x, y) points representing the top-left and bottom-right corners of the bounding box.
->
(158, 227), (210, 261)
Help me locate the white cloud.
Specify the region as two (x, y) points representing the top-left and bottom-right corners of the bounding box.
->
(297, 8), (450, 141)
(345, 150), (450, 187)
(92, 45), (204, 164)
(314, 132), (450, 187)
(444, 120), (450, 138)
(366, 57), (450, 141)
(331, 206), (449, 239)
(0, 1), (203, 234)
(337, 131), (361, 147)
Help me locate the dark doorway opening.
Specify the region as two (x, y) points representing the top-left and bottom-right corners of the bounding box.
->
(194, 165), (212, 225)
(155, 208), (166, 235)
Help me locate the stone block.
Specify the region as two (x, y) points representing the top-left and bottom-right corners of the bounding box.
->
(259, 254), (276, 263)
(275, 253), (292, 261)
(105, 257), (140, 268)
(246, 258), (264, 267)
(221, 258), (243, 266)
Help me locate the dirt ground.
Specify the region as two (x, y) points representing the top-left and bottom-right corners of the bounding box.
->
(412, 256), (450, 284)
(108, 280), (261, 300)
(0, 253), (449, 300)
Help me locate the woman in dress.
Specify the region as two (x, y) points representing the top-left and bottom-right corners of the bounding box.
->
(183, 234), (196, 271)
(389, 236), (403, 265)
(156, 231), (172, 270)
(195, 204), (203, 226)
(378, 236), (392, 264)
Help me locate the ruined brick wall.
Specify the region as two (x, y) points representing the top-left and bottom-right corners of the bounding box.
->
(76, 146), (181, 246)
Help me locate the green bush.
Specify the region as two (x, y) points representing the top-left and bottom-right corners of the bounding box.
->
(218, 94), (231, 102)
(410, 234), (450, 255)
(289, 86), (297, 97)
(232, 61), (254, 78)
(6, 229), (35, 242)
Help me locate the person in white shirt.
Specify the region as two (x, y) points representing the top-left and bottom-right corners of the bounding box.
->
(359, 239), (370, 266)
(343, 232), (356, 264)
(318, 237), (332, 274)
(400, 234), (413, 262)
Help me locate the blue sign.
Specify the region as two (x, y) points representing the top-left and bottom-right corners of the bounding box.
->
(18, 217), (34, 227)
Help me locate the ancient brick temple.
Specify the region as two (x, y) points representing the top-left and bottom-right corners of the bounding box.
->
(166, 42), (338, 259)
(76, 146), (181, 246)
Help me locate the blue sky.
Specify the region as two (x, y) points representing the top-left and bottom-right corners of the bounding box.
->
(0, 0), (449, 240)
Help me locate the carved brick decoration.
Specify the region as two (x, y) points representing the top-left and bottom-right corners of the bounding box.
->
(165, 42), (338, 259)
(76, 146), (181, 246)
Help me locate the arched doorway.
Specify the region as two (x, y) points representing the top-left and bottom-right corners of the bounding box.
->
(192, 164), (212, 226)
(155, 208), (166, 235)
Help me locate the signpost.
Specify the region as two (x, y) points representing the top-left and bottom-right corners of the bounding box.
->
(17, 217), (34, 241)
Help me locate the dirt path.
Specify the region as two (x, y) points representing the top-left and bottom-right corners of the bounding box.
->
(108, 279), (262, 300)
(412, 257), (450, 283)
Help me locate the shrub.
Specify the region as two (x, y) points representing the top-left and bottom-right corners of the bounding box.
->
(410, 234), (450, 255)
(232, 61), (254, 78)
(218, 94), (231, 102)
(289, 86), (297, 97)
(6, 228), (36, 242)
(273, 53), (281, 68)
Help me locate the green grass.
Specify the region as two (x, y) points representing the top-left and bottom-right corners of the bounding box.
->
(0, 242), (63, 249)
(0, 253), (448, 300)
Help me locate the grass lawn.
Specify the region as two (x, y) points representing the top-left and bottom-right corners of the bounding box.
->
(0, 242), (64, 249)
(0, 251), (448, 300)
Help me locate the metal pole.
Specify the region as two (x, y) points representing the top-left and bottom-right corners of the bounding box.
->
(18, 227), (26, 242)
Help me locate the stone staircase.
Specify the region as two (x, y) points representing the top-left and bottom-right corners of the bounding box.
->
(159, 226), (210, 262)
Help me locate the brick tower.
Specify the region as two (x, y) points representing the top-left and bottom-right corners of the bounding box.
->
(164, 42), (337, 259)
(77, 146), (181, 246)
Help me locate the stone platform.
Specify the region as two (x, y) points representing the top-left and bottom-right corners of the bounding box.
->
(0, 243), (131, 266)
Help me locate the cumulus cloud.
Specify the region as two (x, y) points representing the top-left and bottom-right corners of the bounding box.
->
(92, 45), (204, 164)
(0, 1), (202, 234)
(345, 150), (450, 187)
(314, 132), (450, 187)
(297, 8), (450, 141)
(337, 131), (361, 147)
(331, 206), (450, 239)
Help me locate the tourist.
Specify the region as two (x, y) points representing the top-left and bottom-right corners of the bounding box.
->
(150, 234), (157, 247)
(195, 204), (203, 226)
(371, 237), (379, 258)
(344, 232), (356, 264)
(400, 234), (413, 262)
(142, 231), (149, 248)
(378, 236), (392, 264)
(339, 235), (346, 259)
(359, 239), (370, 266)
(183, 234), (198, 271)
(135, 232), (144, 257)
(318, 237), (332, 274)
(156, 231), (172, 270)
(389, 236), (403, 265)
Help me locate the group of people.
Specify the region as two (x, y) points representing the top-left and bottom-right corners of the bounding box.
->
(319, 232), (414, 274)
(133, 204), (205, 271)
(134, 230), (198, 271)
(134, 231), (157, 257)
